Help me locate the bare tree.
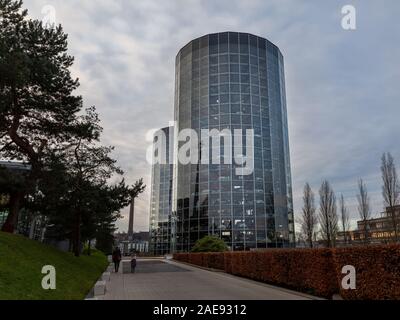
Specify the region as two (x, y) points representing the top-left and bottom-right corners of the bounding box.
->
(381, 152), (400, 242)
(318, 180), (338, 248)
(295, 231), (306, 247)
(357, 179), (371, 244)
(339, 194), (351, 245)
(299, 183), (317, 248)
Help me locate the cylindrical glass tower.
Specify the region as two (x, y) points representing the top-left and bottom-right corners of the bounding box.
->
(173, 32), (294, 252)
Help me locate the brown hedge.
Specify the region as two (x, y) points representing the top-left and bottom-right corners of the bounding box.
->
(173, 245), (400, 299)
(204, 252), (225, 270)
(224, 249), (337, 298)
(174, 252), (225, 270)
(333, 245), (400, 300)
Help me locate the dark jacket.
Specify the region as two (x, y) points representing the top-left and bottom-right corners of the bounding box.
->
(112, 249), (122, 262)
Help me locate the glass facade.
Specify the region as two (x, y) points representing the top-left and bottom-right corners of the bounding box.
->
(149, 127), (174, 255)
(172, 32), (294, 252)
(0, 194), (8, 228)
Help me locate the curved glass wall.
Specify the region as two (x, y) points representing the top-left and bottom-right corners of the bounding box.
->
(173, 32), (294, 252)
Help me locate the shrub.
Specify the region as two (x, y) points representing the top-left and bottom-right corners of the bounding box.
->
(174, 253), (189, 263)
(191, 235), (228, 253)
(284, 249), (337, 298)
(226, 249), (337, 298)
(189, 253), (204, 266)
(174, 245), (400, 299)
(175, 249), (337, 298)
(333, 244), (400, 300)
(204, 252), (225, 270)
(223, 252), (234, 273)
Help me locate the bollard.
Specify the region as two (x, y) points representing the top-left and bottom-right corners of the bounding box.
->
(102, 272), (111, 281)
(94, 280), (106, 296)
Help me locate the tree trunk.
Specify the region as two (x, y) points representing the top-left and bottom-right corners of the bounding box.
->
(87, 239), (91, 256)
(326, 229), (331, 248)
(390, 206), (398, 242)
(363, 223), (369, 245)
(73, 211), (81, 257)
(308, 234), (313, 248)
(1, 191), (24, 233)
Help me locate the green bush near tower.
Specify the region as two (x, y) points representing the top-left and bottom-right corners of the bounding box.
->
(191, 235), (228, 253)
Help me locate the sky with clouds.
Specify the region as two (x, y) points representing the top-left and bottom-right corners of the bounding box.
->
(24, 0), (400, 232)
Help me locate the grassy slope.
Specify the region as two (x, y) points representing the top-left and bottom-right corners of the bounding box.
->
(0, 232), (108, 300)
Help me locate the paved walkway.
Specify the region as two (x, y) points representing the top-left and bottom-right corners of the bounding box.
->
(100, 258), (316, 300)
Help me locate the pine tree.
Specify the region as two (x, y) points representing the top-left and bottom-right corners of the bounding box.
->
(0, 0), (95, 231)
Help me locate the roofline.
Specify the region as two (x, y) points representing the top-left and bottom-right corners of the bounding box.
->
(176, 31), (281, 59)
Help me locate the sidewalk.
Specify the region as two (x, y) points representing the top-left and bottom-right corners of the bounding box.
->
(98, 258), (317, 300)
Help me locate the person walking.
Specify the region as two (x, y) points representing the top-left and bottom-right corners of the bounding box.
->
(112, 247), (122, 273)
(130, 253), (137, 273)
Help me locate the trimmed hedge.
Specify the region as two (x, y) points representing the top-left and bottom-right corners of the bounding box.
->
(219, 249), (336, 298)
(204, 252), (225, 270)
(334, 245), (400, 300)
(174, 253), (189, 263)
(174, 245), (400, 300)
(174, 252), (225, 270)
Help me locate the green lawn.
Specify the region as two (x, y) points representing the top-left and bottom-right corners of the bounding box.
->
(0, 232), (108, 300)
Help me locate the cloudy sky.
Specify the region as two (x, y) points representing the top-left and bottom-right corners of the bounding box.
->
(25, 0), (400, 232)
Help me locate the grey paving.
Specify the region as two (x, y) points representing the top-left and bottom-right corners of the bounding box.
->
(135, 260), (190, 273)
(100, 258), (316, 300)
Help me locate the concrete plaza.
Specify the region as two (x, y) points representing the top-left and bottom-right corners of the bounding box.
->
(99, 258), (317, 300)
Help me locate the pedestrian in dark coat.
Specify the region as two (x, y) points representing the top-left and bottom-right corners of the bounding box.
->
(130, 254), (137, 273)
(112, 247), (122, 272)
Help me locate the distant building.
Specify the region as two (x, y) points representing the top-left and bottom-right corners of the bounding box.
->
(114, 231), (149, 242)
(0, 161), (45, 239)
(114, 231), (150, 254)
(335, 230), (353, 246)
(0, 194), (9, 229)
(0, 160), (31, 172)
(337, 206), (400, 245)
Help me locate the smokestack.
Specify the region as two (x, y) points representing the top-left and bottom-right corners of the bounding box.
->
(128, 197), (134, 239)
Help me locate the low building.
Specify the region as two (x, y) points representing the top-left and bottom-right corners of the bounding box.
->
(0, 194), (9, 228)
(0, 161), (42, 237)
(337, 206), (400, 245)
(114, 231), (150, 255)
